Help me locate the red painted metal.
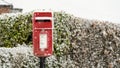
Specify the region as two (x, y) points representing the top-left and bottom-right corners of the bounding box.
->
(32, 12), (53, 57)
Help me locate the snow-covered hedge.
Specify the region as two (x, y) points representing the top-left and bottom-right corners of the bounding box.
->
(0, 45), (38, 68)
(0, 44), (75, 68)
(0, 11), (120, 67)
(54, 12), (120, 68)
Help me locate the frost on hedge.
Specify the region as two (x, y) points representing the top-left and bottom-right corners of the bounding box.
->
(0, 44), (74, 68)
(0, 12), (120, 67)
(0, 45), (39, 68)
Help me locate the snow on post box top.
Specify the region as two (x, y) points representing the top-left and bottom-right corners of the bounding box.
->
(33, 12), (53, 29)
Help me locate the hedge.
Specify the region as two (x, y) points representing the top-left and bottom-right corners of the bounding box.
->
(0, 13), (32, 47)
(0, 11), (120, 67)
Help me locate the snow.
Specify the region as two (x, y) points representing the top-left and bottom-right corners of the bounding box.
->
(0, 44), (74, 68)
(0, 44), (37, 68)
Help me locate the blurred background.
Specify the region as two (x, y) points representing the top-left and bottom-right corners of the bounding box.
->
(5, 0), (120, 23)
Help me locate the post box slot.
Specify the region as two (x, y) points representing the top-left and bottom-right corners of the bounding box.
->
(35, 19), (51, 22)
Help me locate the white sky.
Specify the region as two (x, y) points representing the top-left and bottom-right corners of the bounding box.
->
(6, 0), (120, 23)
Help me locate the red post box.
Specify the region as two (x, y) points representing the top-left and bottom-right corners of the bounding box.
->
(32, 12), (53, 57)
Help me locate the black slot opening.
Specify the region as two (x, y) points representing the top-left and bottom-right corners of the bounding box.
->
(35, 19), (51, 22)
